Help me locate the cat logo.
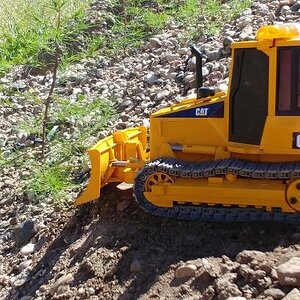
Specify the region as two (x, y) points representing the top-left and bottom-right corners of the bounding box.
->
(195, 107), (209, 117)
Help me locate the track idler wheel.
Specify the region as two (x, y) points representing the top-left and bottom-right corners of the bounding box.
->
(286, 179), (300, 212)
(145, 172), (175, 192)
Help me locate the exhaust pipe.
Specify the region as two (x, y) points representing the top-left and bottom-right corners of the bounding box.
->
(190, 45), (203, 98)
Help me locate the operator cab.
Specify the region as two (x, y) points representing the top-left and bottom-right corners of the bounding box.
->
(228, 24), (300, 146)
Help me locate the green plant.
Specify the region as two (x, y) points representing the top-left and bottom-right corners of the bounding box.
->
(23, 162), (74, 201)
(201, 0), (252, 35)
(0, 0), (91, 73)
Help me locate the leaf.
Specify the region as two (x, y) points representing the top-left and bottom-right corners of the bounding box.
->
(47, 125), (59, 141)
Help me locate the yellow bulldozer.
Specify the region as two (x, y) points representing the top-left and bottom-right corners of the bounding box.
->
(76, 23), (300, 223)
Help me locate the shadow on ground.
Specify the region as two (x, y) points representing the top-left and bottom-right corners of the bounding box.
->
(6, 184), (299, 300)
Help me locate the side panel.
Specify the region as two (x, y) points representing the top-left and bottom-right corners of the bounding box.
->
(150, 102), (226, 160)
(229, 48), (269, 145)
(261, 116), (300, 155)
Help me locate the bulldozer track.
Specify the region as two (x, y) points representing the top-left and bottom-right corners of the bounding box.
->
(133, 158), (300, 223)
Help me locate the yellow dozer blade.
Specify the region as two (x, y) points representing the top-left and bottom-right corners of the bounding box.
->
(75, 127), (147, 206)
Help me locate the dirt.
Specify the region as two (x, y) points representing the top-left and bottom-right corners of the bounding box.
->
(2, 184), (300, 300)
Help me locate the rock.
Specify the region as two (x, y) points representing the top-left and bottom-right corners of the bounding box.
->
(175, 264), (197, 279)
(166, 53), (180, 62)
(188, 57), (196, 71)
(215, 278), (242, 300)
(202, 67), (210, 77)
(10, 217), (18, 226)
(175, 72), (185, 83)
(226, 297), (246, 300)
(12, 220), (37, 246)
(291, 2), (300, 11)
(236, 250), (266, 264)
(0, 275), (11, 287)
(237, 264), (252, 280)
(264, 288), (286, 299)
(77, 287), (85, 295)
(50, 273), (74, 295)
(11, 82), (27, 92)
(149, 37), (162, 48)
(155, 90), (170, 101)
(202, 285), (215, 300)
(207, 71), (223, 86)
(177, 47), (189, 55)
(0, 196), (16, 207)
(184, 74), (195, 83)
(18, 260), (32, 272)
(257, 3), (269, 15)
(282, 288), (300, 300)
(130, 260), (142, 273)
(281, 5), (291, 16)
(223, 36), (234, 47)
(117, 200), (131, 212)
(207, 50), (222, 61)
(20, 243), (35, 255)
(144, 73), (158, 85)
(237, 16), (252, 30)
(277, 257), (300, 286)
(12, 269), (30, 287)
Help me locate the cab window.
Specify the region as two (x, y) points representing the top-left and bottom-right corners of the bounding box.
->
(277, 47), (300, 115)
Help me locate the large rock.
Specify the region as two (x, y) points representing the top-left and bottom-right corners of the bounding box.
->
(277, 257), (300, 286)
(144, 73), (158, 85)
(236, 250), (266, 264)
(282, 288), (300, 300)
(50, 273), (74, 295)
(149, 37), (162, 49)
(20, 243), (35, 256)
(264, 288), (286, 299)
(215, 278), (242, 300)
(175, 264), (197, 279)
(12, 220), (37, 246)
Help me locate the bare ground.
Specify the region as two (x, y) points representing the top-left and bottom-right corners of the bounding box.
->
(3, 184), (300, 300)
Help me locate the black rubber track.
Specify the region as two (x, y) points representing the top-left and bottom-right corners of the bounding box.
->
(133, 158), (300, 224)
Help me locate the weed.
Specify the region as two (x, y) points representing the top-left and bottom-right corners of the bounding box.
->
(23, 163), (74, 202)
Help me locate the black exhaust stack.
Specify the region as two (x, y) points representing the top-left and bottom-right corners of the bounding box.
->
(190, 45), (215, 99)
(190, 45), (203, 98)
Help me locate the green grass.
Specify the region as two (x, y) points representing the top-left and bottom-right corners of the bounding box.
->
(201, 0), (252, 35)
(0, 0), (92, 75)
(106, 0), (252, 55)
(23, 163), (74, 202)
(5, 93), (116, 203)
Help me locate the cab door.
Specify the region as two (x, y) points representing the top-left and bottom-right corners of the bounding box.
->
(229, 48), (269, 145)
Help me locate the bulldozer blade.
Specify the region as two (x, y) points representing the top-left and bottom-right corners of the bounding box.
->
(75, 127), (147, 206)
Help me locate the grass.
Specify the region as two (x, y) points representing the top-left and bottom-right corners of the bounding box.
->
(201, 0), (252, 35)
(4, 93), (116, 203)
(106, 0), (252, 55)
(0, 0), (92, 75)
(23, 163), (74, 202)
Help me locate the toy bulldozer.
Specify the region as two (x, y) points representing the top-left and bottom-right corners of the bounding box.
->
(76, 23), (300, 223)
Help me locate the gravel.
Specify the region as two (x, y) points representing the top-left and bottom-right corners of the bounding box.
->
(2, 0), (300, 299)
